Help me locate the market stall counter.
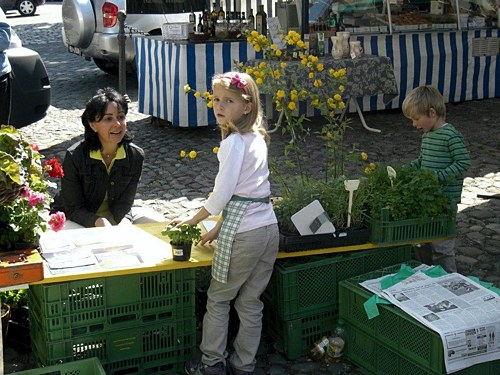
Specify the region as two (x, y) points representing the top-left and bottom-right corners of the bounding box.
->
(26, 223), (416, 373)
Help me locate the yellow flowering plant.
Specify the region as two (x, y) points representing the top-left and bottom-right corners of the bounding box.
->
(236, 30), (377, 232)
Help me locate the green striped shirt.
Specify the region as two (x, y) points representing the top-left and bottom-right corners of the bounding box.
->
(410, 123), (471, 203)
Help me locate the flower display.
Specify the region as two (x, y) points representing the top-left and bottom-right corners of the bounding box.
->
(0, 125), (66, 249)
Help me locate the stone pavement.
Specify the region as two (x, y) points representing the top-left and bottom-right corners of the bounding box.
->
(3, 21), (500, 374)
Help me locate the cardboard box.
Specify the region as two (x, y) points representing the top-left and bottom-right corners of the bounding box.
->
(0, 249), (43, 287)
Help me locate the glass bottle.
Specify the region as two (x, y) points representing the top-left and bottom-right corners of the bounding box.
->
(197, 14), (204, 33)
(338, 13), (345, 32)
(325, 319), (346, 363)
(211, 2), (218, 21)
(189, 8), (196, 24)
(218, 2), (225, 22)
(247, 8), (255, 30)
(307, 336), (329, 361)
(256, 4), (267, 36)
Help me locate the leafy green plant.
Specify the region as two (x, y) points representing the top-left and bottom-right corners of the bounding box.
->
(274, 175), (368, 233)
(161, 224), (202, 245)
(0, 289), (28, 309)
(360, 165), (450, 221)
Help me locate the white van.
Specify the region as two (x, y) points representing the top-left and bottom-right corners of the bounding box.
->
(61, 0), (205, 75)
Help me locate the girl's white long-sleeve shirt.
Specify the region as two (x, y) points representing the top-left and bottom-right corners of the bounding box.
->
(204, 131), (277, 233)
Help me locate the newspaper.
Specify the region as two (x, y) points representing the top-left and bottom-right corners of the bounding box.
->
(363, 270), (500, 373)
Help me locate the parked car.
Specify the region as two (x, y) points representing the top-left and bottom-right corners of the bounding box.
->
(61, 0), (205, 75)
(6, 29), (51, 128)
(0, 0), (46, 17)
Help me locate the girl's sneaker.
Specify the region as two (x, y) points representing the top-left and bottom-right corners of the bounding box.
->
(185, 359), (226, 375)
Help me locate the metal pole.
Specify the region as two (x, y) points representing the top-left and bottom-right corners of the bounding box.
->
(117, 10), (130, 102)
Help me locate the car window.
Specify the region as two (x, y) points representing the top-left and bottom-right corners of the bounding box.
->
(126, 0), (206, 14)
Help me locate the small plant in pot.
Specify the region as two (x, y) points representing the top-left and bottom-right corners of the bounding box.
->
(161, 223), (202, 261)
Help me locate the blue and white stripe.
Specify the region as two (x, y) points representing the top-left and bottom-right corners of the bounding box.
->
(135, 36), (261, 127)
(354, 29), (499, 111)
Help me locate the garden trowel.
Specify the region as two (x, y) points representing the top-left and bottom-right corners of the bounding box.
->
(344, 179), (360, 228)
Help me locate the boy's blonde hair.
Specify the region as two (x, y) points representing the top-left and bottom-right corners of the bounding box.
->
(402, 86), (446, 120)
(212, 72), (269, 144)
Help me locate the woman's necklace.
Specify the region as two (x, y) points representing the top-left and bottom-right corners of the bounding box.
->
(101, 150), (117, 164)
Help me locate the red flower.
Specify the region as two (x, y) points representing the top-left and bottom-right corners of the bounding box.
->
(48, 211), (66, 232)
(44, 157), (64, 178)
(31, 144), (40, 151)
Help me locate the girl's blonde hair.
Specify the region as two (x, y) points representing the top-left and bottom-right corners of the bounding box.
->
(402, 85), (446, 120)
(211, 72), (270, 144)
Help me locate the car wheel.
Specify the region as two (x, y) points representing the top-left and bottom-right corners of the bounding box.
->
(17, 0), (36, 16)
(93, 58), (119, 76)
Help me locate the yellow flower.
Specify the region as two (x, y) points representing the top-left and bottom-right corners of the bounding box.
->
(361, 152), (368, 160)
(184, 84), (191, 93)
(280, 62), (286, 68)
(276, 90), (285, 99)
(207, 101), (213, 108)
(339, 85), (345, 92)
(288, 101), (296, 111)
(273, 70), (281, 79)
(194, 91), (201, 98)
(213, 147), (219, 154)
(180, 150), (186, 158)
(308, 72), (315, 79)
(316, 63), (324, 72)
(245, 68), (253, 75)
(369, 162), (376, 170)
(364, 167), (372, 175)
(334, 94), (342, 101)
(275, 49), (282, 57)
(259, 61), (266, 69)
(312, 98), (319, 107)
(255, 45), (261, 52)
(313, 79), (322, 87)
(251, 30), (258, 37)
(270, 44), (277, 50)
(203, 91), (211, 98)
(256, 77), (263, 85)
(338, 101), (346, 109)
(296, 40), (305, 49)
(189, 150), (197, 159)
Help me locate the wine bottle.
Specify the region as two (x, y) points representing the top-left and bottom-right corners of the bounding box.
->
(255, 5), (267, 35)
(218, 2), (225, 21)
(247, 8), (255, 30)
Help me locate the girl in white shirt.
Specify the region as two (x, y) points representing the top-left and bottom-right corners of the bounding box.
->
(182, 72), (278, 375)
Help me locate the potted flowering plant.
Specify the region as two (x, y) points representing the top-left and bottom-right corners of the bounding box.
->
(161, 223), (202, 261)
(0, 125), (66, 250)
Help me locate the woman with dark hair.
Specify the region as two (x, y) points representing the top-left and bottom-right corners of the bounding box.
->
(52, 87), (164, 228)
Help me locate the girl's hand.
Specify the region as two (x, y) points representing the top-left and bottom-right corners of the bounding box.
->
(199, 220), (222, 246)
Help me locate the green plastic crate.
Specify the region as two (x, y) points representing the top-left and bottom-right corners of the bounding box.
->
(364, 208), (456, 245)
(28, 292), (194, 342)
(28, 269), (195, 339)
(11, 357), (105, 375)
(263, 307), (337, 360)
(347, 322), (500, 375)
(263, 245), (412, 320)
(339, 262), (500, 375)
(31, 318), (196, 367)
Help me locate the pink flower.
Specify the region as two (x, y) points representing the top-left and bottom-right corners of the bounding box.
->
(48, 212), (66, 232)
(19, 186), (31, 198)
(28, 191), (46, 206)
(30, 144), (40, 151)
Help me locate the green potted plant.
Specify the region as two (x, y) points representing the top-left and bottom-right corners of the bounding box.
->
(0, 125), (66, 250)
(360, 165), (455, 244)
(0, 289), (28, 338)
(161, 223), (202, 261)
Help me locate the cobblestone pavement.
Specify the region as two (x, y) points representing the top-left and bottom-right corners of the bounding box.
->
(3, 18), (500, 374)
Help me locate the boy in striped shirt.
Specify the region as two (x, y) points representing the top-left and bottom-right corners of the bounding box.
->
(402, 86), (471, 273)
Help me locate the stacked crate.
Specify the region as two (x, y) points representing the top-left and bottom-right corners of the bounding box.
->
(339, 263), (500, 375)
(262, 245), (413, 359)
(28, 268), (196, 374)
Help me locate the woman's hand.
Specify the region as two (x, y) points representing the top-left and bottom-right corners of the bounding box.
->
(95, 217), (113, 227)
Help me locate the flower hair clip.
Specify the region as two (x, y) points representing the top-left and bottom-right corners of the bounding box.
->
(229, 74), (249, 94)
